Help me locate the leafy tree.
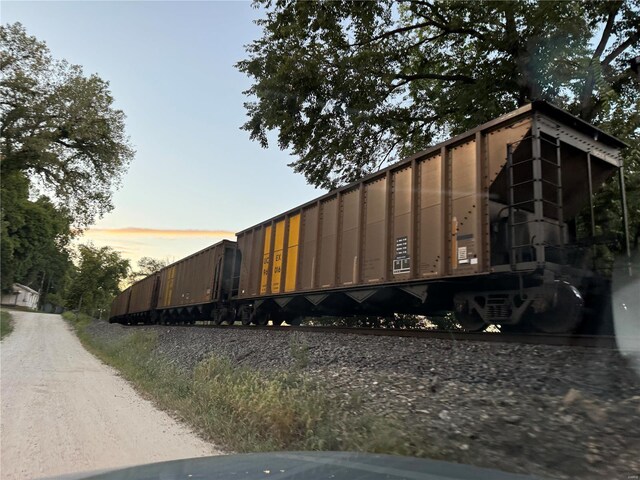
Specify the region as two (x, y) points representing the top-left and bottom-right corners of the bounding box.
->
(1, 22), (134, 227)
(64, 244), (130, 315)
(127, 256), (169, 284)
(238, 0), (639, 189)
(1, 170), (72, 295)
(1, 23), (133, 293)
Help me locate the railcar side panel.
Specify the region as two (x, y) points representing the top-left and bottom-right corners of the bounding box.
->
(451, 139), (481, 275)
(239, 213), (306, 297)
(299, 205), (319, 290)
(110, 288), (131, 319)
(128, 274), (158, 314)
(338, 189), (360, 285)
(418, 153), (444, 277)
(260, 225), (273, 295)
(270, 220), (286, 293)
(235, 124), (520, 299)
(249, 228), (263, 296)
(159, 265), (176, 308)
(157, 241), (231, 309)
(487, 117), (532, 180)
(391, 166), (412, 279)
(486, 118), (532, 206)
(284, 213), (301, 292)
(318, 198), (338, 287)
(237, 233), (252, 297)
(362, 177), (387, 283)
(237, 228), (264, 297)
(236, 138), (493, 298)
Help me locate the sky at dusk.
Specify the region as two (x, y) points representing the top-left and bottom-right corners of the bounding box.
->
(3, 1), (323, 265)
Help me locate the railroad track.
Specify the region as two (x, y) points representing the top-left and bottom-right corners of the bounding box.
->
(144, 323), (619, 348)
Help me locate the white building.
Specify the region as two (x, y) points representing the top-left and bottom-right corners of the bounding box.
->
(1, 283), (40, 310)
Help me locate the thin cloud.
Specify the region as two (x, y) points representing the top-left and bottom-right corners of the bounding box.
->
(84, 227), (236, 238)
(111, 246), (138, 254)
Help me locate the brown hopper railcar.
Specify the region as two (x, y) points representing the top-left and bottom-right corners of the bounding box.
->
(232, 101), (629, 332)
(110, 274), (159, 324)
(109, 287), (131, 322)
(154, 239), (238, 324)
(128, 274), (160, 323)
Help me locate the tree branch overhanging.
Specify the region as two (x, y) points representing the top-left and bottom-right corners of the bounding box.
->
(352, 21), (433, 47)
(393, 72), (476, 84)
(593, 5), (620, 60)
(602, 31), (640, 67)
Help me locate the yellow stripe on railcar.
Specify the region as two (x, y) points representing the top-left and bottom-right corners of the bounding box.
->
(270, 220), (285, 293)
(284, 214), (301, 292)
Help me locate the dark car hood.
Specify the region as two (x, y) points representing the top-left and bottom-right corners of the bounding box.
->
(49, 451), (542, 480)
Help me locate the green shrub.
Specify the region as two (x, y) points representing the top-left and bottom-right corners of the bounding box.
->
(0, 310), (14, 340)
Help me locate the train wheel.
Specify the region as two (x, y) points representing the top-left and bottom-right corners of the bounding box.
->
(213, 308), (234, 326)
(242, 314), (252, 325)
(454, 310), (487, 332)
(255, 314), (268, 326)
(237, 307), (250, 325)
(528, 282), (583, 333)
(287, 316), (302, 326)
(211, 311), (224, 326)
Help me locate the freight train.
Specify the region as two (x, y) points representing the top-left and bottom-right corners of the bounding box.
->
(109, 101), (632, 333)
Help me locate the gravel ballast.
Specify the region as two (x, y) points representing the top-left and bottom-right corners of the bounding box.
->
(85, 321), (640, 480)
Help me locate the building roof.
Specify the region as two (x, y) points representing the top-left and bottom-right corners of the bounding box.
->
(13, 283), (39, 295)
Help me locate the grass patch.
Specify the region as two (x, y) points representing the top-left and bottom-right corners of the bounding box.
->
(0, 310), (14, 340)
(62, 311), (93, 329)
(65, 314), (433, 456)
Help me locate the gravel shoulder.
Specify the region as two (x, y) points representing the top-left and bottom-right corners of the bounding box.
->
(0, 311), (220, 480)
(87, 321), (640, 480)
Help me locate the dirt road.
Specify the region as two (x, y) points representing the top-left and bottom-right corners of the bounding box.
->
(0, 311), (220, 479)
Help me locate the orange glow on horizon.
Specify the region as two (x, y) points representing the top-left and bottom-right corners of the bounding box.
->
(83, 227), (236, 238)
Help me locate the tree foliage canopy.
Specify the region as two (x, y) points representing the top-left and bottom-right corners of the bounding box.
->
(1, 23), (134, 295)
(0, 170), (72, 292)
(65, 244), (130, 315)
(127, 256), (169, 285)
(238, 0), (639, 189)
(1, 22), (134, 227)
